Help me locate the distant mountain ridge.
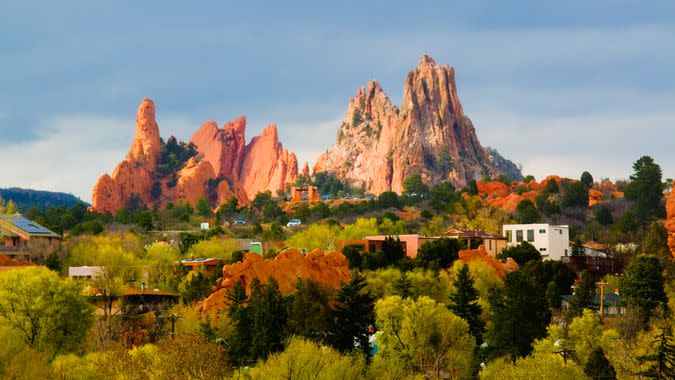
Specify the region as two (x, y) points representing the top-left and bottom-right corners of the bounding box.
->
(0, 187), (86, 211)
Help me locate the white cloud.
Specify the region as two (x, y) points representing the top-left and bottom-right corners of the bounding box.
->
(0, 114), (195, 203)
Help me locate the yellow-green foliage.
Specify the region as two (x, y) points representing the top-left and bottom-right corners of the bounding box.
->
(375, 295), (475, 379)
(187, 238), (240, 260)
(243, 336), (366, 379)
(0, 325), (50, 380)
(480, 354), (588, 380)
(420, 215), (450, 237)
(379, 218), (407, 235)
(0, 267), (94, 357)
(340, 217), (380, 240)
(365, 268), (453, 304)
(286, 223), (341, 251)
(146, 241), (182, 289)
(453, 195), (514, 235)
(533, 309), (619, 364)
(67, 234), (144, 280)
(448, 259), (503, 315)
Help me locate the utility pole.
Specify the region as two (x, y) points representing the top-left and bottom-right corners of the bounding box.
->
(596, 280), (608, 322)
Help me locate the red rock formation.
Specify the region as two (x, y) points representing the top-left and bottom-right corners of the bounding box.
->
(477, 181), (510, 198)
(201, 248), (350, 316)
(240, 124), (298, 199)
(665, 180), (675, 259)
(458, 245), (518, 279)
(589, 189), (604, 206)
(92, 99), (162, 213)
(314, 55), (504, 193)
(91, 99), (299, 213)
(190, 117), (247, 180)
(302, 162), (310, 177)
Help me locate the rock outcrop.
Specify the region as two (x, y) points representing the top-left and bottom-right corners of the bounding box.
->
(314, 55), (520, 193)
(91, 99), (298, 213)
(458, 245), (518, 278)
(201, 248), (350, 316)
(666, 180), (675, 259)
(92, 99), (162, 213)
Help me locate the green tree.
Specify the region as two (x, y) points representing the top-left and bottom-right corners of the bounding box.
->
(403, 174), (429, 195)
(624, 156), (664, 220)
(448, 264), (485, 346)
(135, 210), (154, 231)
(636, 327), (675, 379)
(226, 281), (251, 367)
(543, 178), (560, 193)
(487, 270), (551, 362)
(0, 267), (93, 356)
(415, 237), (461, 270)
(516, 199), (541, 223)
(195, 196), (213, 217)
(621, 255), (668, 325)
(561, 181), (590, 209)
(0, 197), (18, 214)
(567, 271), (596, 319)
(177, 270), (212, 304)
(378, 191), (402, 209)
(581, 171), (594, 188)
(584, 346), (617, 380)
(249, 278), (288, 361)
(328, 273), (375, 357)
(375, 295), (475, 378)
(497, 241), (541, 266)
(286, 279), (331, 342)
(594, 205), (614, 226)
(382, 236), (405, 266)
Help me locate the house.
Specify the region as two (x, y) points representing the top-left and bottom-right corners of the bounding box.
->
(561, 292), (625, 317)
(502, 223), (569, 260)
(360, 234), (439, 259)
(561, 246), (619, 275)
(442, 228), (507, 257)
(68, 266), (103, 279)
(181, 258), (223, 274)
(0, 214), (61, 260)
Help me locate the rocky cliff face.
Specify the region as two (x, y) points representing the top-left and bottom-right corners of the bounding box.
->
(91, 99), (298, 213)
(314, 55), (520, 193)
(666, 180), (675, 259)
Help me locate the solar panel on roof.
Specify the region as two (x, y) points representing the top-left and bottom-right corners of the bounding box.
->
(10, 215), (55, 235)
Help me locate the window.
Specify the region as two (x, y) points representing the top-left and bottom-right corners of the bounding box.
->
(558, 229), (563, 235)
(527, 230), (535, 242)
(516, 230), (523, 242)
(505, 230), (512, 242)
(488, 240), (492, 250)
(539, 229), (546, 234)
(539, 248), (547, 251)
(564, 248), (568, 256)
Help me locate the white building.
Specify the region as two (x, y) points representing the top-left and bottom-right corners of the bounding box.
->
(68, 266), (103, 279)
(502, 223), (570, 260)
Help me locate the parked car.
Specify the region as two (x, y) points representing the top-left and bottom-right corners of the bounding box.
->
(321, 195), (331, 200)
(233, 217), (247, 225)
(286, 219), (302, 227)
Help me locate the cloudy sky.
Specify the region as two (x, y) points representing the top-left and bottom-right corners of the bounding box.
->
(1, 1), (673, 202)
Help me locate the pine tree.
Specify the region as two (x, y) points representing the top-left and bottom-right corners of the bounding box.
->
(621, 255), (668, 325)
(225, 280), (252, 366)
(448, 264), (485, 346)
(637, 327), (675, 379)
(394, 272), (412, 299)
(249, 277), (288, 361)
(568, 271), (596, 320)
(584, 347), (617, 380)
(487, 270), (551, 362)
(328, 272), (375, 357)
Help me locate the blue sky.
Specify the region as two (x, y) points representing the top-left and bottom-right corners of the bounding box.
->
(1, 1), (673, 202)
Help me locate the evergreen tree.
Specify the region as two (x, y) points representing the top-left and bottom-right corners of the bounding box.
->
(584, 347), (617, 380)
(496, 241), (541, 266)
(448, 264), (485, 346)
(225, 281), (252, 366)
(328, 273), (375, 357)
(286, 279), (331, 342)
(394, 272), (412, 299)
(543, 178), (560, 194)
(594, 205), (614, 226)
(382, 236), (405, 266)
(624, 156), (664, 220)
(637, 327), (675, 379)
(581, 171), (594, 189)
(561, 181), (590, 209)
(415, 237), (461, 270)
(568, 271), (596, 319)
(487, 270), (551, 362)
(249, 278), (288, 361)
(545, 280), (561, 309)
(621, 255), (668, 325)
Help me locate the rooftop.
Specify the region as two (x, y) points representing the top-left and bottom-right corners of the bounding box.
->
(443, 228), (506, 240)
(0, 214), (61, 239)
